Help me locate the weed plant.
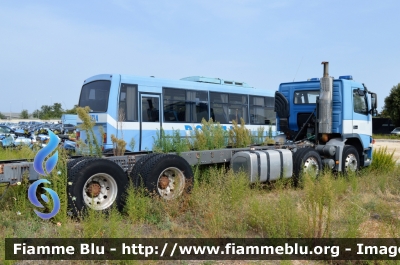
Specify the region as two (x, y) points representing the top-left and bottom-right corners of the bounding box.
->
(111, 134), (127, 156)
(76, 106), (102, 157)
(153, 127), (190, 153)
(192, 118), (227, 150)
(228, 118), (252, 148)
(369, 146), (397, 173)
(0, 145), (36, 161)
(253, 126), (265, 145)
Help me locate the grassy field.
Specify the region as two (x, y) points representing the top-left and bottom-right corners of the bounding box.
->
(373, 133), (400, 140)
(0, 145), (399, 264)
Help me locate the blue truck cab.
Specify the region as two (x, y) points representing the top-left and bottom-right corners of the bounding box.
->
(275, 62), (377, 172)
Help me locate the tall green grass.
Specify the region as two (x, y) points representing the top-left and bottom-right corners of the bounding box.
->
(373, 133), (400, 139)
(192, 118), (227, 150)
(0, 145), (35, 161)
(369, 146), (397, 173)
(153, 127), (190, 154)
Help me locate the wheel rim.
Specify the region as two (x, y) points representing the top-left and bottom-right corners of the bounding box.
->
(82, 173), (118, 210)
(157, 167), (185, 200)
(303, 157), (320, 176)
(344, 153), (358, 172)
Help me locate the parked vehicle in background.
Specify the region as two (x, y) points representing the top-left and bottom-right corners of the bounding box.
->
(391, 127), (400, 135)
(62, 124), (76, 134)
(0, 125), (15, 136)
(0, 125), (36, 148)
(61, 114), (77, 126)
(1, 123), (18, 130)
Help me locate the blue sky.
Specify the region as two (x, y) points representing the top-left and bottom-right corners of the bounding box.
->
(1, 0), (399, 114)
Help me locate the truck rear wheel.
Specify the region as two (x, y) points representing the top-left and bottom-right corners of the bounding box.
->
(136, 154), (193, 199)
(67, 156), (92, 171)
(130, 153), (159, 187)
(293, 147), (322, 185)
(342, 145), (359, 173)
(67, 158), (128, 216)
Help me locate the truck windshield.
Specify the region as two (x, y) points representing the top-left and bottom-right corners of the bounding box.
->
(78, 80), (111, 112)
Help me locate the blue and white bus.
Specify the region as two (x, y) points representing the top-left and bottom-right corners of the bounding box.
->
(76, 74), (276, 152)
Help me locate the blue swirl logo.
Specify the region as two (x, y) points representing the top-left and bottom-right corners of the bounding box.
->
(28, 179), (60, 219)
(33, 130), (59, 175)
(29, 130), (60, 219)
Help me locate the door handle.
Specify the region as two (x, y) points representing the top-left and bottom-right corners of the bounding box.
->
(353, 125), (358, 129)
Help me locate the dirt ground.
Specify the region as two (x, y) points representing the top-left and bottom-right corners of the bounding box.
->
(373, 139), (400, 163)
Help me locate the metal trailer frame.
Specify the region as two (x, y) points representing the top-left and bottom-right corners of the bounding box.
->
(0, 144), (297, 185)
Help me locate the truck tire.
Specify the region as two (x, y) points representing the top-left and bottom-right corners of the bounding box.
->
(293, 147), (322, 185)
(136, 154), (193, 200)
(342, 145), (359, 173)
(67, 156), (92, 172)
(67, 158), (128, 216)
(130, 153), (159, 187)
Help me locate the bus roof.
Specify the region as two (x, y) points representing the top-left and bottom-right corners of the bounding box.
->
(83, 74), (274, 96)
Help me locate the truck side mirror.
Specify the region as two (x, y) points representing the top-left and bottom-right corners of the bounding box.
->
(274, 91), (290, 119)
(371, 93), (377, 109)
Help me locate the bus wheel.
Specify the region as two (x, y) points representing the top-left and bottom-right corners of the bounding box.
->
(130, 153), (159, 187)
(67, 158), (128, 216)
(293, 147), (322, 185)
(342, 145), (359, 173)
(137, 154), (193, 200)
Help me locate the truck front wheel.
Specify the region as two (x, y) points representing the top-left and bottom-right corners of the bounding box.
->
(342, 145), (359, 173)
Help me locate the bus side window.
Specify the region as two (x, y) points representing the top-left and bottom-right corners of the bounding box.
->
(249, 95), (275, 125)
(163, 88), (209, 123)
(119, 84), (138, 121)
(142, 97), (159, 122)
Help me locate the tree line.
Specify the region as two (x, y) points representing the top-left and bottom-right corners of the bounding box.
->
(380, 83), (400, 127)
(0, 103), (78, 120)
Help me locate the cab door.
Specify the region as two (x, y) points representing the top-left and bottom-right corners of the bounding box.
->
(139, 93), (161, 151)
(351, 87), (371, 147)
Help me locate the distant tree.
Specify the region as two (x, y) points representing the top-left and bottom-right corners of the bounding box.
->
(64, 104), (78, 114)
(376, 108), (390, 118)
(0, 112), (6, 119)
(33, 109), (40, 119)
(20, 110), (29, 119)
(383, 83), (400, 127)
(39, 105), (52, 119)
(52, 103), (63, 117)
(36, 102), (65, 119)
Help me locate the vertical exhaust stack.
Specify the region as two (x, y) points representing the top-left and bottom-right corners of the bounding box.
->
(318, 62), (333, 135)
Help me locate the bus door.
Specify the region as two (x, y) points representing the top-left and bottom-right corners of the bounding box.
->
(139, 93), (161, 151)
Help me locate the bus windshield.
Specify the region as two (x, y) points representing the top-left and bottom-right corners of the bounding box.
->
(79, 80), (111, 112)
